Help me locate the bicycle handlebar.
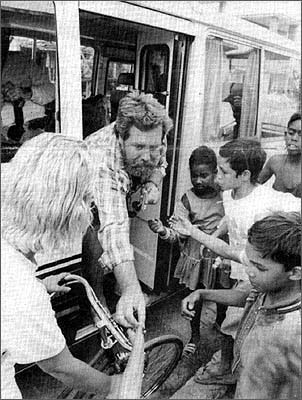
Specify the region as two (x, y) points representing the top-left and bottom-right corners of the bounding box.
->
(61, 274), (132, 351)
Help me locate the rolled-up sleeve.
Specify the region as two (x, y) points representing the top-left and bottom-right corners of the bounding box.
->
(96, 169), (134, 271)
(86, 128), (134, 271)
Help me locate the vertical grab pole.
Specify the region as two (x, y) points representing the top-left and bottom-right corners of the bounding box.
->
(54, 1), (83, 138)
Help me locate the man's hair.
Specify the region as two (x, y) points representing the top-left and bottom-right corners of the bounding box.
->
(287, 112), (301, 127)
(248, 212), (301, 271)
(189, 146), (217, 172)
(1, 133), (93, 254)
(115, 92), (173, 141)
(219, 138), (267, 183)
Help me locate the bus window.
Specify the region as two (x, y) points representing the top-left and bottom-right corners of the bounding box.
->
(202, 37), (259, 142)
(81, 46), (95, 99)
(106, 60), (135, 122)
(1, 2), (57, 162)
(261, 52), (301, 138)
(139, 44), (169, 105)
(106, 60), (134, 95)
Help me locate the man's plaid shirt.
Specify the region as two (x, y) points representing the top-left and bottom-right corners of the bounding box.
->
(85, 122), (167, 271)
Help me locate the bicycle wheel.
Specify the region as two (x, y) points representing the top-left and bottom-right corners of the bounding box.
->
(58, 334), (183, 399)
(141, 334), (183, 398)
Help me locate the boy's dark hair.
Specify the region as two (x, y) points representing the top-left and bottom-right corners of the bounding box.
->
(287, 112), (301, 127)
(219, 139), (266, 184)
(189, 146), (217, 172)
(248, 212), (301, 271)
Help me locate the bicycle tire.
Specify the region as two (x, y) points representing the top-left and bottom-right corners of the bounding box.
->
(57, 334), (183, 399)
(141, 334), (183, 398)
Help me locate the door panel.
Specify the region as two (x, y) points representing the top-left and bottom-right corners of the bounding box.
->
(129, 30), (174, 290)
(131, 30), (189, 291)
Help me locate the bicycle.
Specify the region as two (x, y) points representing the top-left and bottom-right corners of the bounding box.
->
(56, 274), (183, 399)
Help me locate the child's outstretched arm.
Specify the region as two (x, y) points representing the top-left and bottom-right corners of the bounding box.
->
(212, 216), (228, 238)
(181, 288), (249, 320)
(169, 216), (241, 262)
(148, 218), (178, 242)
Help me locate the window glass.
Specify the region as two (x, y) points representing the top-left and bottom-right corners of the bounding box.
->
(106, 60), (134, 123)
(81, 45), (95, 99)
(202, 37), (259, 142)
(139, 45), (169, 105)
(105, 61), (134, 96)
(261, 51), (301, 138)
(1, 2), (57, 162)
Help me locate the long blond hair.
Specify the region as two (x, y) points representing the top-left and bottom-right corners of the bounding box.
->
(1, 133), (93, 254)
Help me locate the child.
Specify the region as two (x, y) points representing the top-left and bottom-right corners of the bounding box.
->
(171, 138), (300, 383)
(179, 212), (301, 399)
(258, 112), (301, 197)
(148, 146), (225, 358)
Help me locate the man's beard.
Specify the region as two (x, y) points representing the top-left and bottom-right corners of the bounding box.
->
(125, 162), (158, 182)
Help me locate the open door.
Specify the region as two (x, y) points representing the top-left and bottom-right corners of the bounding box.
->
(130, 30), (190, 291)
(129, 30), (174, 290)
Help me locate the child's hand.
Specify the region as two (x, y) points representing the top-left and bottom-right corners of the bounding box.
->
(181, 291), (202, 320)
(168, 215), (192, 237)
(42, 272), (72, 294)
(148, 219), (166, 235)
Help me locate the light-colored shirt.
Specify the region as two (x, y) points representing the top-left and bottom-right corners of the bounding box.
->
(233, 290), (301, 399)
(1, 238), (66, 399)
(85, 122), (167, 271)
(223, 185), (300, 280)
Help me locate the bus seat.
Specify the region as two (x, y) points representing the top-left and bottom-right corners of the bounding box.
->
(110, 73), (134, 122)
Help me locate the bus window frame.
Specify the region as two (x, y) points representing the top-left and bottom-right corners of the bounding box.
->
(203, 31), (262, 140)
(139, 43), (170, 95)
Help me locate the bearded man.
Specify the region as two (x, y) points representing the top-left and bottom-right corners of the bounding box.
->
(84, 92), (173, 329)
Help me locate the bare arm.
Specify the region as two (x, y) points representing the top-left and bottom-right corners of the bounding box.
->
(212, 216), (228, 238)
(258, 158), (274, 184)
(38, 346), (114, 396)
(170, 216), (240, 261)
(181, 288), (249, 320)
(190, 226), (240, 261)
(113, 261), (146, 328)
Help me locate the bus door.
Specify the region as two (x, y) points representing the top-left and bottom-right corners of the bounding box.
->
(130, 30), (191, 291)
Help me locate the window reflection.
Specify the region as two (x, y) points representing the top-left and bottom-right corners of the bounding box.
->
(261, 52), (301, 138)
(1, 3), (57, 162)
(202, 37), (259, 142)
(140, 45), (169, 106)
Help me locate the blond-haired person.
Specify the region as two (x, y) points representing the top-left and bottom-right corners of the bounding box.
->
(1, 133), (122, 399)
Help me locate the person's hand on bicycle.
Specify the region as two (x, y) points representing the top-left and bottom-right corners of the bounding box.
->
(115, 285), (146, 329)
(181, 290), (202, 321)
(41, 272), (72, 294)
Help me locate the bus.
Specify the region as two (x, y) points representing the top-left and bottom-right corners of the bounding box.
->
(1, 0), (300, 349)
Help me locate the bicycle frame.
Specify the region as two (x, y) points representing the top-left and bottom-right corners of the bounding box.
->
(62, 274), (132, 352)
(55, 274), (183, 399)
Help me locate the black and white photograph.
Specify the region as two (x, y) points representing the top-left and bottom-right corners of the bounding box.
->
(1, 1), (301, 399)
